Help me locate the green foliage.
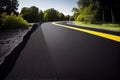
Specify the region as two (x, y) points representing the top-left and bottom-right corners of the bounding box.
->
(74, 21), (120, 31)
(75, 0), (120, 23)
(38, 10), (44, 21)
(84, 14), (95, 23)
(20, 6), (39, 23)
(76, 14), (84, 22)
(30, 6), (39, 22)
(76, 1), (98, 23)
(20, 7), (31, 22)
(44, 12), (49, 21)
(44, 8), (64, 21)
(72, 7), (79, 19)
(0, 0), (19, 15)
(21, 7), (66, 22)
(1, 13), (29, 29)
(70, 16), (75, 21)
(20, 7), (28, 14)
(58, 13), (65, 21)
(102, 24), (120, 28)
(77, 0), (90, 8)
(65, 15), (70, 21)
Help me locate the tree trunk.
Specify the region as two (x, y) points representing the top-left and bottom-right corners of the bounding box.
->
(111, 7), (115, 23)
(102, 8), (105, 23)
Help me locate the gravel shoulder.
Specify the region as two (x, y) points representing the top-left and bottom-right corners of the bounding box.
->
(0, 22), (41, 65)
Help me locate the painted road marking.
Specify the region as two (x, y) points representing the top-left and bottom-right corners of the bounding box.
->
(52, 22), (120, 42)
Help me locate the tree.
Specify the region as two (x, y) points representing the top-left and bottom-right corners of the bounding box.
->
(58, 13), (65, 21)
(43, 8), (59, 21)
(30, 6), (39, 22)
(0, 0), (19, 27)
(74, 0), (99, 23)
(113, 1), (120, 23)
(20, 7), (29, 14)
(77, 0), (90, 8)
(72, 7), (79, 20)
(65, 15), (70, 21)
(0, 0), (19, 15)
(20, 6), (39, 23)
(97, 0), (120, 23)
(0, 12), (29, 29)
(38, 10), (44, 21)
(20, 7), (31, 22)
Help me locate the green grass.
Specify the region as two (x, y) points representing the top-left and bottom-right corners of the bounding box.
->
(74, 21), (120, 32)
(28, 23), (35, 26)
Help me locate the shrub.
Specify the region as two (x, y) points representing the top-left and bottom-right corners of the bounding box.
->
(84, 14), (95, 23)
(76, 14), (96, 24)
(1, 13), (29, 29)
(76, 14), (84, 22)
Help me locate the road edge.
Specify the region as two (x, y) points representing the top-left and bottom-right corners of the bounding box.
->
(53, 22), (120, 42)
(0, 22), (43, 65)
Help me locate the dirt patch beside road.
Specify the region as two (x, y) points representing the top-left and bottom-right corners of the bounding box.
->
(0, 22), (42, 65)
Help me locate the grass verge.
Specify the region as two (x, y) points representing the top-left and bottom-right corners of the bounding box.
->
(74, 21), (120, 32)
(28, 23), (35, 26)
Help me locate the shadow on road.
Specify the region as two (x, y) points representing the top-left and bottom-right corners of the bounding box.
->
(0, 23), (39, 80)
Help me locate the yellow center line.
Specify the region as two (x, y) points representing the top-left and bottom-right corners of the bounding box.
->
(52, 22), (120, 42)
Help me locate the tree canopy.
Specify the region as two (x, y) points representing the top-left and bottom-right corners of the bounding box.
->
(20, 6), (40, 23)
(73, 0), (120, 23)
(44, 8), (65, 21)
(21, 7), (66, 22)
(0, 0), (19, 15)
(44, 8), (59, 21)
(38, 10), (44, 21)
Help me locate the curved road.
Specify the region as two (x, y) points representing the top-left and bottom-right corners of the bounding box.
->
(1, 22), (120, 80)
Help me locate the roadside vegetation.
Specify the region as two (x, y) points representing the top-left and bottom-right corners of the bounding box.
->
(74, 21), (120, 31)
(72, 0), (120, 31)
(20, 7), (73, 22)
(20, 6), (41, 23)
(1, 0), (119, 31)
(1, 13), (29, 29)
(0, 0), (73, 30)
(0, 0), (29, 30)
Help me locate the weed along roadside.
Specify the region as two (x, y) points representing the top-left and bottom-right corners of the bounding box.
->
(73, 21), (120, 32)
(0, 22), (42, 65)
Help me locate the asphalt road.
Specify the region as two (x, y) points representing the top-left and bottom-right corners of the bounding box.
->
(2, 22), (120, 80)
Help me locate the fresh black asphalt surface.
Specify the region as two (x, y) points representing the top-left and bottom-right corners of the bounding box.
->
(1, 22), (120, 80)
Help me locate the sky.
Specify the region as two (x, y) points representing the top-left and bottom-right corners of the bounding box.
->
(18, 0), (78, 15)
